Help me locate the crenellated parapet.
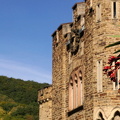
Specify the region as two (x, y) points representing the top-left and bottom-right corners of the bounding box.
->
(38, 86), (52, 120)
(38, 85), (52, 104)
(72, 2), (85, 23)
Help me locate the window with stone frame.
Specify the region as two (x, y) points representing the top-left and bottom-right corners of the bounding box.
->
(113, 66), (120, 90)
(97, 60), (103, 92)
(111, 1), (118, 19)
(56, 30), (59, 43)
(96, 3), (101, 22)
(81, 16), (85, 27)
(69, 78), (73, 111)
(68, 69), (83, 111)
(90, 0), (92, 7)
(109, 61), (120, 90)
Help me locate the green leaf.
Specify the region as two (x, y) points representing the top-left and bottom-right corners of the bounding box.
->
(114, 49), (120, 54)
(105, 41), (120, 48)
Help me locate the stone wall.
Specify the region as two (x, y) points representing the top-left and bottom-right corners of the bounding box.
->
(84, 0), (120, 119)
(38, 86), (52, 120)
(39, 0), (120, 120)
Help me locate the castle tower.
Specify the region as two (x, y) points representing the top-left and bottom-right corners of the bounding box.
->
(38, 86), (52, 120)
(52, 23), (72, 120)
(38, 1), (120, 120)
(84, 0), (120, 119)
(52, 2), (86, 120)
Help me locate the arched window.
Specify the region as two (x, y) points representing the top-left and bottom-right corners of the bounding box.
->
(69, 69), (83, 111)
(78, 71), (83, 106)
(69, 77), (73, 111)
(96, 112), (105, 120)
(111, 111), (120, 120)
(74, 74), (78, 108)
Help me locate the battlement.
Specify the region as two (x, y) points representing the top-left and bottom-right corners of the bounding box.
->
(72, 2), (85, 22)
(38, 85), (52, 120)
(52, 22), (72, 48)
(38, 85), (52, 104)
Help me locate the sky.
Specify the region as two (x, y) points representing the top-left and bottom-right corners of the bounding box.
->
(0, 0), (83, 84)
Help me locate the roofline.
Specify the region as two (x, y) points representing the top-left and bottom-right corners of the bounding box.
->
(51, 22), (72, 37)
(72, 2), (85, 10)
(57, 22), (72, 30)
(38, 84), (52, 91)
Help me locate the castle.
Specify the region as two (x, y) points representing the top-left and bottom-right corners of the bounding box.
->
(38, 0), (120, 119)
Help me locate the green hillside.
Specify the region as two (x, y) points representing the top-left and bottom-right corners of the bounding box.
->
(0, 76), (49, 120)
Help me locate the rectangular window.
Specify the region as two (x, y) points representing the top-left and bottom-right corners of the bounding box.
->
(111, 61), (120, 90)
(69, 83), (73, 111)
(73, 81), (77, 109)
(113, 68), (120, 90)
(113, 2), (116, 18)
(56, 31), (59, 43)
(116, 69), (120, 89)
(96, 4), (101, 22)
(90, 0), (92, 7)
(97, 60), (103, 92)
(112, 1), (118, 19)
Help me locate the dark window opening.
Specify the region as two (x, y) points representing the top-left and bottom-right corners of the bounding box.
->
(67, 43), (71, 51)
(111, 111), (120, 120)
(113, 2), (116, 18)
(80, 31), (84, 38)
(99, 112), (105, 120)
(89, 7), (94, 14)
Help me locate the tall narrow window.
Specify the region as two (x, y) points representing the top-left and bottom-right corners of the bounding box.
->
(73, 74), (78, 109)
(56, 31), (59, 42)
(74, 75), (78, 108)
(90, 0), (92, 7)
(69, 69), (83, 112)
(69, 79), (73, 111)
(97, 112), (105, 120)
(112, 1), (118, 19)
(112, 61), (116, 90)
(81, 17), (85, 26)
(113, 2), (116, 18)
(97, 60), (103, 92)
(78, 71), (83, 106)
(96, 4), (101, 22)
(113, 68), (120, 90)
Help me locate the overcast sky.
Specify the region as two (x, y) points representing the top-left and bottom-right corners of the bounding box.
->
(0, 0), (83, 84)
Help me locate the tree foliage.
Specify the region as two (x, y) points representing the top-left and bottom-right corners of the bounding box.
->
(0, 76), (49, 120)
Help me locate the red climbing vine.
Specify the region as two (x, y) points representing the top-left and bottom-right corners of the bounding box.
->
(103, 55), (120, 82)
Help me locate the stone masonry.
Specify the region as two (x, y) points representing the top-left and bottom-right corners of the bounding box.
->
(38, 0), (120, 120)
(38, 86), (52, 120)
